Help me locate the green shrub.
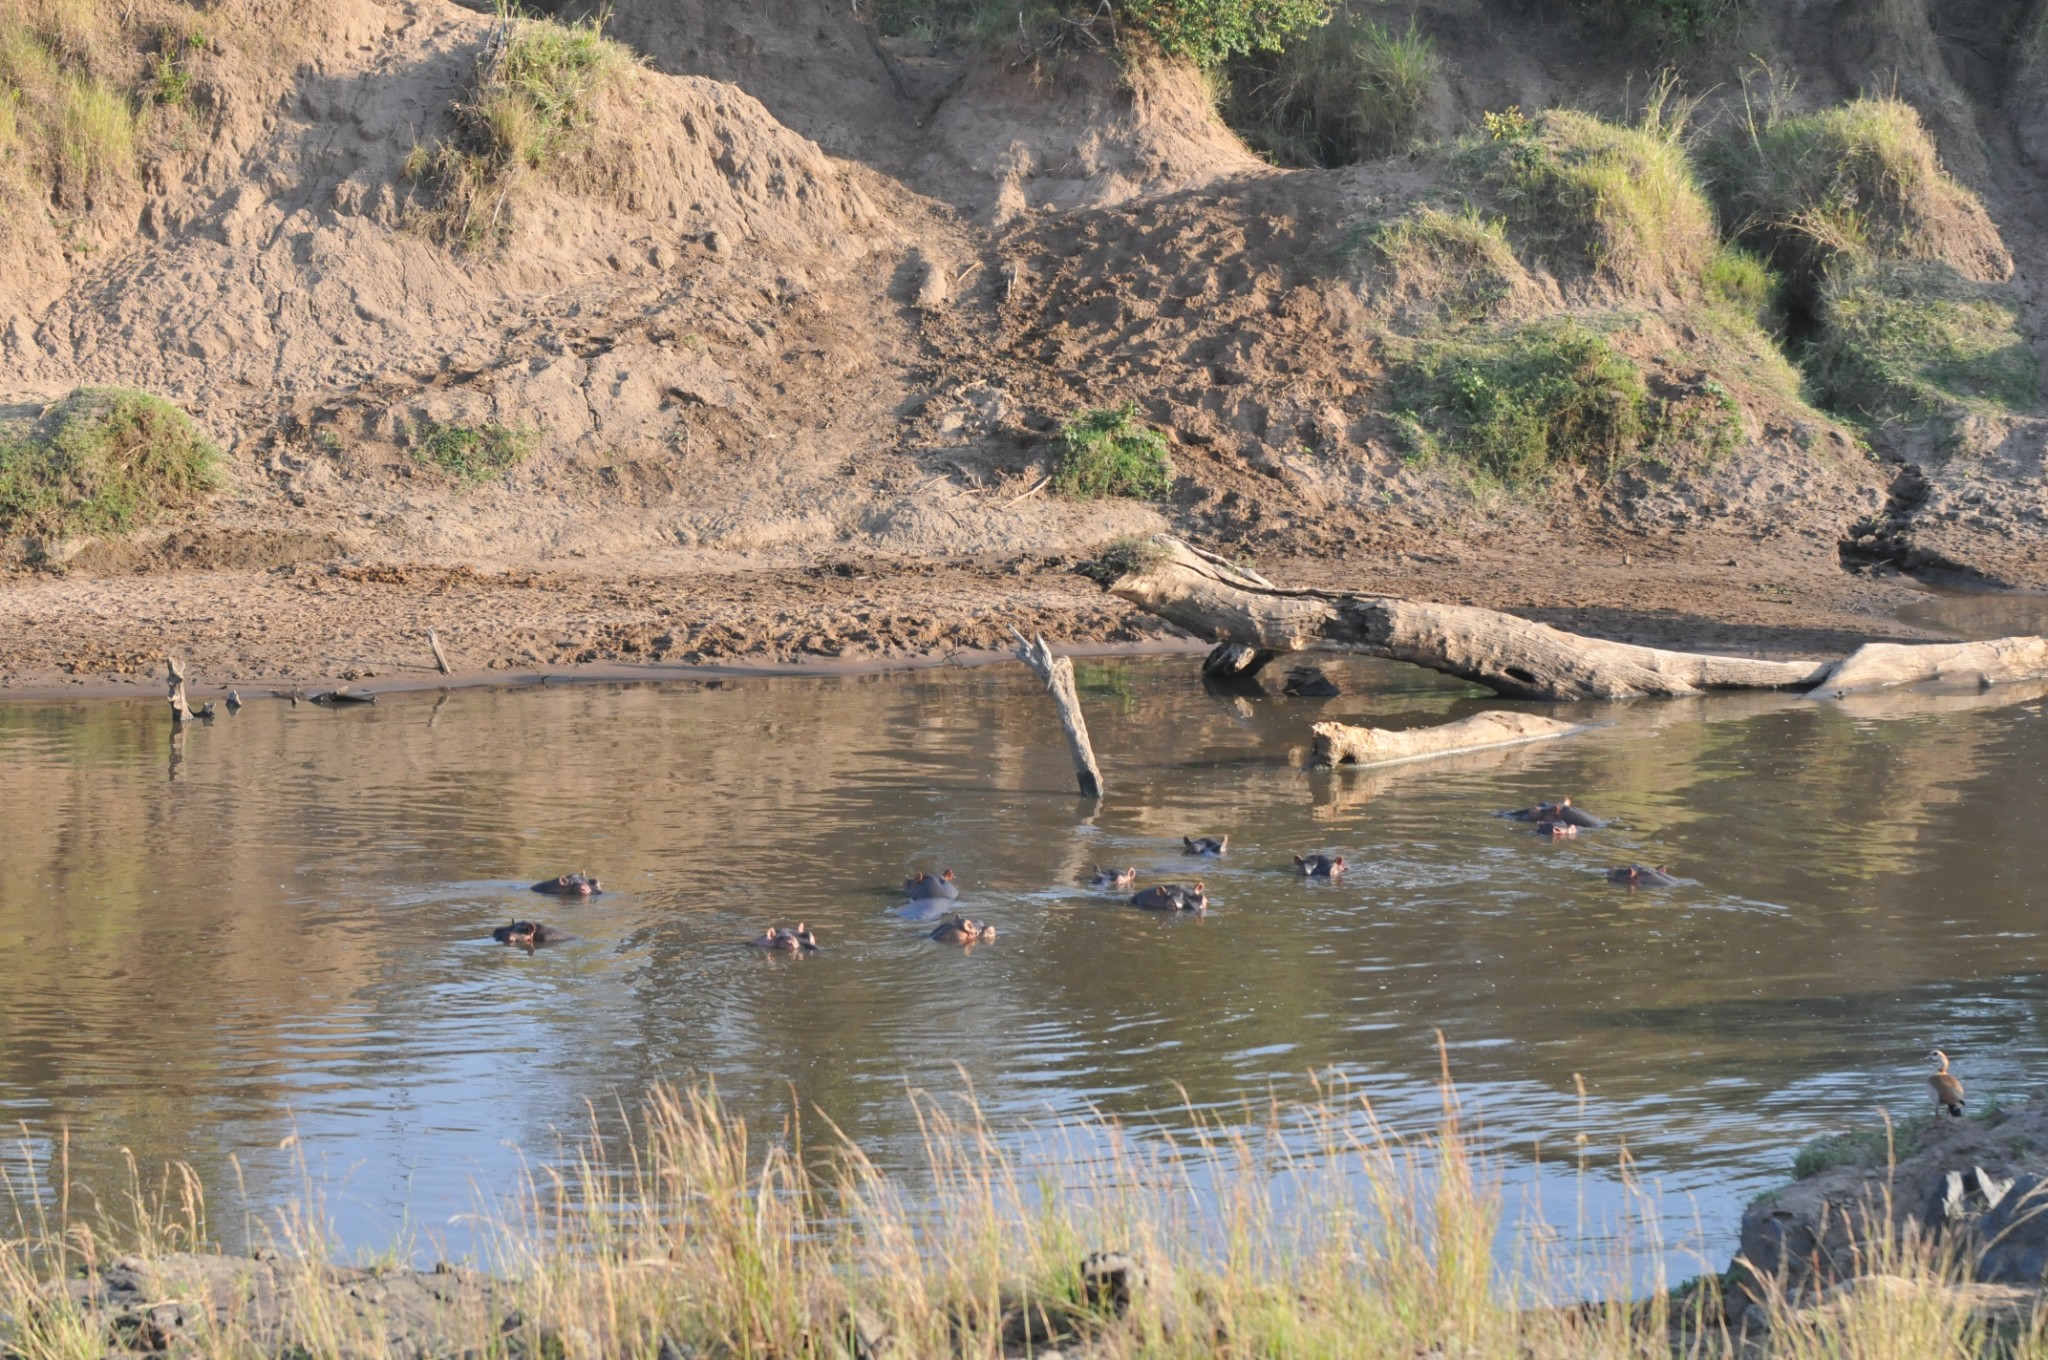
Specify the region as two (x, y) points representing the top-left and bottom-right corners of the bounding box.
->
(404, 4), (633, 248)
(1808, 261), (2035, 425)
(1702, 97), (2004, 305)
(411, 419), (536, 484)
(1120, 0), (1330, 67)
(1052, 403), (1174, 498)
(1227, 14), (1438, 167)
(1469, 107), (1716, 298)
(1390, 320), (1653, 488)
(0, 387), (221, 542)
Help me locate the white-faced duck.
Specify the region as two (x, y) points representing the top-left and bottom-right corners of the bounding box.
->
(904, 869), (961, 900)
(1090, 865), (1137, 889)
(1498, 798), (1607, 829)
(1294, 853), (1346, 877)
(1182, 835), (1228, 856)
(749, 923), (820, 953)
(1928, 1050), (1966, 1118)
(1130, 882), (1207, 912)
(1606, 864), (1679, 889)
(532, 873), (602, 897)
(929, 915), (998, 944)
(493, 920), (575, 950)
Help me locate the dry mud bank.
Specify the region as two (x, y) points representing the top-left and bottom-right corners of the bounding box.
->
(0, 531), (1949, 697)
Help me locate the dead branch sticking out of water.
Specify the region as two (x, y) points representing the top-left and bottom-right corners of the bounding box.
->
(1103, 537), (2048, 701)
(1009, 626), (1104, 799)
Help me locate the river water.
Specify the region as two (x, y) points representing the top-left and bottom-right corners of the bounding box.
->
(3, 594), (2047, 1284)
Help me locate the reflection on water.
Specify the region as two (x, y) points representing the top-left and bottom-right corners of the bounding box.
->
(3, 658), (2048, 1281)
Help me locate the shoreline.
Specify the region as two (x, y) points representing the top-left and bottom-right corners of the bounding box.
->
(0, 536), (1992, 706)
(0, 636), (1219, 704)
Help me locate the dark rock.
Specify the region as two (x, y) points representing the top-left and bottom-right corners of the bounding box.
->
(1081, 1250), (1144, 1316)
(1977, 1175), (2048, 1284)
(1282, 666), (1340, 698)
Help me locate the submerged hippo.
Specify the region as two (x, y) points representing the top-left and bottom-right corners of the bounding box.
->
(904, 869), (961, 901)
(1294, 853), (1346, 877)
(493, 920), (575, 948)
(1607, 864), (1680, 889)
(1533, 820), (1578, 839)
(1182, 836), (1228, 857)
(1498, 799), (1606, 829)
(532, 873), (602, 897)
(749, 923), (820, 952)
(1090, 865), (1137, 889)
(1131, 882), (1207, 913)
(929, 916), (998, 944)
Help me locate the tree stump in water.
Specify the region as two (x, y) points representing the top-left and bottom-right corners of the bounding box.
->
(1009, 628), (1104, 799)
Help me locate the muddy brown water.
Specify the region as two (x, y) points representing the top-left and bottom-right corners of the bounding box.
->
(2, 591), (2046, 1284)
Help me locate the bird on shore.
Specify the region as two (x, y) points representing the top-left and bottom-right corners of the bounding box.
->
(1928, 1050), (1966, 1118)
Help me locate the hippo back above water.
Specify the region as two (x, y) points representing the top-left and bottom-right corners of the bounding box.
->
(1607, 864), (1680, 889)
(904, 869), (960, 900)
(1498, 798), (1606, 829)
(532, 873), (602, 897)
(494, 921), (576, 947)
(1131, 882), (1207, 913)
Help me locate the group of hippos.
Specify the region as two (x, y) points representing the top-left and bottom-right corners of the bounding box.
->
(488, 793), (1682, 955)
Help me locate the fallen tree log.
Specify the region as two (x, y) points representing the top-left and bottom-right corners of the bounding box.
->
(1106, 537), (1831, 700)
(1813, 636), (2048, 696)
(1312, 712), (1582, 769)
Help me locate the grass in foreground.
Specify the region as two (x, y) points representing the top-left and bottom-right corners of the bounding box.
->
(0, 387), (220, 544)
(0, 1077), (2036, 1359)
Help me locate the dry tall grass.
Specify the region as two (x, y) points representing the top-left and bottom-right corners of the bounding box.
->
(1, 1073), (2041, 1360)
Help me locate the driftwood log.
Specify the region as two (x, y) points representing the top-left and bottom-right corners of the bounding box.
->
(1009, 628), (1104, 798)
(1816, 637), (2048, 696)
(1106, 536), (2048, 701)
(1312, 712), (1582, 769)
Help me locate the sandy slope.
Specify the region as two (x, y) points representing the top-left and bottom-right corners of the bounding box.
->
(0, 0), (2043, 692)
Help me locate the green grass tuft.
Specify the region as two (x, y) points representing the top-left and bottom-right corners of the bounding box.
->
(0, 387), (221, 543)
(1390, 320), (1651, 490)
(1469, 106), (1717, 298)
(1366, 205), (1522, 324)
(410, 419), (536, 484)
(1792, 1122), (1923, 1180)
(1808, 261), (2036, 426)
(1228, 14), (1439, 167)
(404, 4), (634, 249)
(1703, 96), (2001, 305)
(1052, 403), (1173, 499)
